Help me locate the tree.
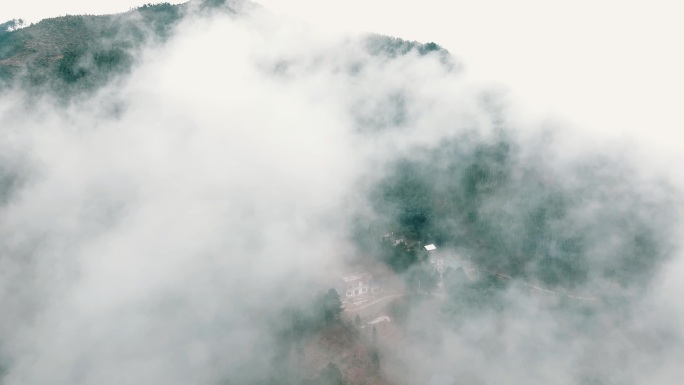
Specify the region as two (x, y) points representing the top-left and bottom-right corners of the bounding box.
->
(371, 349), (381, 372)
(56, 48), (89, 83)
(354, 314), (362, 327)
(317, 362), (345, 385)
(0, 19), (24, 34)
(313, 288), (343, 328)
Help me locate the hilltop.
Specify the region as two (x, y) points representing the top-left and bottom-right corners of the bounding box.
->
(0, 1), (232, 92)
(0, 0), (449, 97)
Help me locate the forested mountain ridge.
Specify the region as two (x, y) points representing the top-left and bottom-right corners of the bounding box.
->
(0, 1), (234, 92)
(0, 0), (449, 97)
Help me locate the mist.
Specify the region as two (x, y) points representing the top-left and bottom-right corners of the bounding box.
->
(1, 2), (683, 385)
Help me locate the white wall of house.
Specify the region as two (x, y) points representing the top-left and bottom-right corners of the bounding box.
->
(342, 273), (380, 298)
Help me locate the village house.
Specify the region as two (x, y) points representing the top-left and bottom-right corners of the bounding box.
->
(340, 272), (381, 299)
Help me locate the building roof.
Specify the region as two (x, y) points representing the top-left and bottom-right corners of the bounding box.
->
(342, 272), (371, 282)
(424, 244), (436, 251)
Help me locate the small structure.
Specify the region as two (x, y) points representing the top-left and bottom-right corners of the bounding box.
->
(383, 232), (406, 246)
(425, 245), (466, 288)
(425, 244), (444, 273)
(341, 272), (380, 299)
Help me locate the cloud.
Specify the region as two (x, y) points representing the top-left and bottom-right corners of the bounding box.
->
(1, 3), (683, 385)
(0, 6), (460, 384)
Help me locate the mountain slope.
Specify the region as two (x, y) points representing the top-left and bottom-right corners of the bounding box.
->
(0, 0), (449, 97)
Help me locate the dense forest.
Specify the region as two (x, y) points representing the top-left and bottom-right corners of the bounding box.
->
(0, 2), (188, 94)
(361, 129), (674, 288)
(0, 1), (448, 100)
(353, 115), (677, 345)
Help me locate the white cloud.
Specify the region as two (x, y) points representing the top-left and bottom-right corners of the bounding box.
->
(0, 7), (468, 384)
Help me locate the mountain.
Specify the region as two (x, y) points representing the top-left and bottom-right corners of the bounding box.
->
(0, 0), (449, 98)
(0, 1), (228, 92)
(0, 2), (681, 385)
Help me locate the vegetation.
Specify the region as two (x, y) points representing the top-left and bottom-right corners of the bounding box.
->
(0, 3), (191, 95)
(279, 288), (344, 342)
(361, 126), (675, 293)
(257, 288), (387, 385)
(316, 362), (346, 385)
(443, 274), (508, 319)
(0, 3), (448, 102)
(364, 35), (456, 70)
(0, 166), (20, 206)
(0, 19), (24, 33)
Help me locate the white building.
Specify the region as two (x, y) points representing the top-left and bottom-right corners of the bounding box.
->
(341, 272), (380, 298)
